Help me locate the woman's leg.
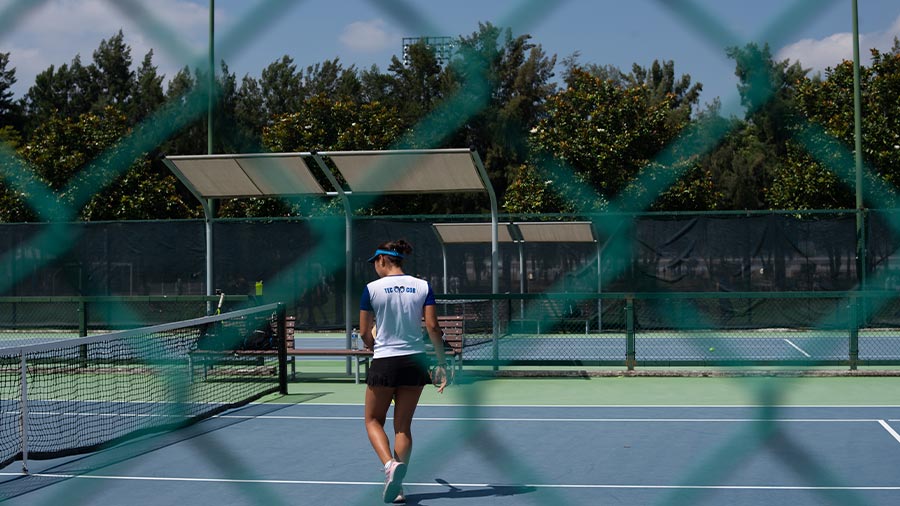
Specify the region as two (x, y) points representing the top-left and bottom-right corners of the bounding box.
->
(364, 385), (397, 465)
(391, 386), (424, 464)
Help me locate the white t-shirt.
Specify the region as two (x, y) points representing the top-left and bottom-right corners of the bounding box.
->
(360, 274), (435, 359)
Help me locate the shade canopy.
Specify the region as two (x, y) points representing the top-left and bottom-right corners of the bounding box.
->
(163, 148), (500, 356)
(325, 150), (487, 194)
(515, 222), (596, 243)
(163, 153), (326, 198)
(164, 149), (491, 200)
(433, 223), (516, 244)
(432, 221), (596, 244)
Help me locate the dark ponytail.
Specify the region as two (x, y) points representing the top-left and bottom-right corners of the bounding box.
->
(378, 239), (412, 265)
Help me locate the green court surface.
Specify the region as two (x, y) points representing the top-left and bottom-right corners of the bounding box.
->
(269, 371), (900, 407)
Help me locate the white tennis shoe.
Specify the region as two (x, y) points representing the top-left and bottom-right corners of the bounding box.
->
(382, 460), (407, 503)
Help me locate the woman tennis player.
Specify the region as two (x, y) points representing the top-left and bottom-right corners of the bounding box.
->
(359, 239), (448, 504)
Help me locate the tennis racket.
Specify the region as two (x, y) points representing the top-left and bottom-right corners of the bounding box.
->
(430, 363), (453, 387)
(214, 289), (225, 315)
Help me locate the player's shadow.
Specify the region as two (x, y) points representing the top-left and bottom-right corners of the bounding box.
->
(402, 479), (537, 504)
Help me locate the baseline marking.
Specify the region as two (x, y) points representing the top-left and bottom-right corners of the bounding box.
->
(1, 473), (898, 491)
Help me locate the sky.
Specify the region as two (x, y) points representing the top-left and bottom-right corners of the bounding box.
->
(1, 0), (900, 118)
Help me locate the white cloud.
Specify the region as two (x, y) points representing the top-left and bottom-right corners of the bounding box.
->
(2, 0), (212, 97)
(339, 19), (395, 53)
(777, 15), (900, 73)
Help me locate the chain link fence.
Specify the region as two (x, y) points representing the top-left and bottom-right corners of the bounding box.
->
(1, 1), (899, 505)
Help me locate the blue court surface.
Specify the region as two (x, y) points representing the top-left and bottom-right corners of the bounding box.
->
(298, 332), (900, 362)
(1, 399), (899, 505)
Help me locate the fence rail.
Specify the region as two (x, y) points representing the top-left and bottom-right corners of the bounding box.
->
(0, 296), (251, 348)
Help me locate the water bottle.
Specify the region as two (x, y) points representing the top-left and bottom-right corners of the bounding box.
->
(351, 328), (359, 350)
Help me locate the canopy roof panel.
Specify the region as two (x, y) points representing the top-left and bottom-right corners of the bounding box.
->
(515, 222), (596, 243)
(433, 221), (596, 244)
(433, 223), (515, 244)
(324, 149), (485, 194)
(164, 154), (326, 198)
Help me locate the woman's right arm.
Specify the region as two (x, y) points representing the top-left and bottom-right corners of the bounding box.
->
(359, 310), (375, 350)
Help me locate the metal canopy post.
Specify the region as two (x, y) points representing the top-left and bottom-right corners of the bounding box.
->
(310, 153), (355, 369)
(508, 223), (526, 319)
(204, 198), (214, 310)
(161, 158), (217, 309)
(468, 150), (500, 368)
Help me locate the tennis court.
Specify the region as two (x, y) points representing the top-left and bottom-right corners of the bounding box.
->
(0, 376), (899, 506)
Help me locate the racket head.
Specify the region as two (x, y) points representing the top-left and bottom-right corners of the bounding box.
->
(430, 363), (453, 387)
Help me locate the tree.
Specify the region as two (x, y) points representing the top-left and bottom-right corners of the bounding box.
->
(14, 106), (194, 221)
(628, 60), (702, 129)
(693, 42), (810, 211)
(507, 67), (691, 212)
(162, 66), (206, 156)
(382, 41), (447, 125)
(726, 43), (807, 150)
(770, 44), (900, 209)
(91, 30), (135, 114)
(444, 22), (557, 201)
(24, 55), (99, 131)
(0, 52), (22, 131)
(234, 74), (266, 147)
(132, 50), (165, 122)
(260, 55), (304, 118)
(302, 58), (361, 101)
(263, 95), (401, 152)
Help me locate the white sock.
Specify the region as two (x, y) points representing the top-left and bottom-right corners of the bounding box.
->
(384, 459), (395, 471)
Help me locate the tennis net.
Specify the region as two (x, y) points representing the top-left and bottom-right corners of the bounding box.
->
(0, 303), (285, 471)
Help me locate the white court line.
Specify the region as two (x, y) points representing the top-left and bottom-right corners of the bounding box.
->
(217, 414), (881, 423)
(878, 420), (900, 445)
(783, 339), (811, 357)
(0, 473), (898, 491)
(295, 403), (900, 408)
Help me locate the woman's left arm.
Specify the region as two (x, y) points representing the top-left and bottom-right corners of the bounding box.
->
(423, 305), (447, 393)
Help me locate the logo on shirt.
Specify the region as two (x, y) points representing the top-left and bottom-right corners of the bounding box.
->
(384, 286), (416, 294)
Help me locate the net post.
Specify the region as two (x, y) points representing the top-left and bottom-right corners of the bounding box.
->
(276, 302), (288, 394)
(78, 299), (88, 337)
(625, 297), (636, 371)
(19, 352), (29, 474)
(78, 300), (88, 368)
(849, 295), (860, 371)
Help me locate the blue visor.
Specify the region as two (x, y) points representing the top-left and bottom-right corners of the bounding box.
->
(367, 249), (405, 263)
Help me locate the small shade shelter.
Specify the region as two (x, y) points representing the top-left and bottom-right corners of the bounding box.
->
(162, 149), (500, 349)
(432, 221), (603, 327)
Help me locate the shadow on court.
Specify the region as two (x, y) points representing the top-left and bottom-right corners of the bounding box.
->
(402, 479), (538, 504)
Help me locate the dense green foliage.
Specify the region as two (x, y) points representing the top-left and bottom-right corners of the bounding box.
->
(1, 27), (899, 222)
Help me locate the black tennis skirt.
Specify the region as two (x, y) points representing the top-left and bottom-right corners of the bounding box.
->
(366, 353), (431, 388)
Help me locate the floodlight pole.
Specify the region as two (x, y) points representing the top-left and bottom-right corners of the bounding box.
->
(206, 0), (215, 303)
(851, 0), (864, 369)
(208, 0), (214, 156)
(852, 0), (865, 280)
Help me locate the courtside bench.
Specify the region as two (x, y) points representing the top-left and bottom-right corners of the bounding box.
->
(284, 317), (372, 384)
(193, 317), (372, 384)
(195, 315), (464, 384)
(429, 315), (465, 372)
